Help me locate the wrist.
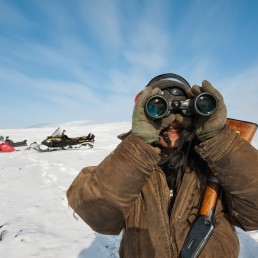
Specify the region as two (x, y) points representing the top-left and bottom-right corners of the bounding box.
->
(131, 131), (159, 145)
(197, 129), (223, 142)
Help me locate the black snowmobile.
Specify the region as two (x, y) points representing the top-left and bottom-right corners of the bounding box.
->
(41, 134), (95, 149)
(4, 137), (27, 147)
(28, 127), (94, 152)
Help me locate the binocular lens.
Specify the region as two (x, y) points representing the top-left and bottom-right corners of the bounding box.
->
(145, 97), (167, 118)
(195, 94), (217, 115)
(145, 92), (217, 119)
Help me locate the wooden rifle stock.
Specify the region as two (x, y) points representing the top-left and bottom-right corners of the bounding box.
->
(226, 118), (258, 143)
(199, 181), (220, 216)
(181, 118), (257, 258)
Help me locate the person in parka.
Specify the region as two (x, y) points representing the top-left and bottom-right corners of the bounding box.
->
(67, 73), (258, 258)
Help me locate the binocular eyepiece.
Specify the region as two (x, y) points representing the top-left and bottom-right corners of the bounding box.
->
(145, 92), (217, 119)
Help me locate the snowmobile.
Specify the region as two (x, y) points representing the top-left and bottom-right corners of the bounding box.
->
(41, 135), (94, 149)
(0, 135), (26, 152)
(1, 136), (27, 148)
(28, 127), (95, 152)
(6, 139), (28, 147)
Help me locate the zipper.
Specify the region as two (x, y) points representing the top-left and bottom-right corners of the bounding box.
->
(155, 169), (177, 257)
(170, 171), (197, 221)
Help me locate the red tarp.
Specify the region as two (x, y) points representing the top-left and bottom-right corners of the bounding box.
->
(0, 142), (15, 152)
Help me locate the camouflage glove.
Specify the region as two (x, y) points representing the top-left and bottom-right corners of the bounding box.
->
(132, 86), (176, 145)
(187, 80), (227, 142)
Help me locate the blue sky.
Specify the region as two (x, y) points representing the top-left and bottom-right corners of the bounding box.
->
(1, 0), (258, 129)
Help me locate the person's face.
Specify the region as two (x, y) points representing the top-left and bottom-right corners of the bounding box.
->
(159, 117), (192, 148)
(157, 87), (193, 148)
(159, 121), (181, 148)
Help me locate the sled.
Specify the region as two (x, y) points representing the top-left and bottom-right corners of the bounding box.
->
(0, 142), (15, 152)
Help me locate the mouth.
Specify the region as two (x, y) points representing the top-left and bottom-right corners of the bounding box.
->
(160, 123), (182, 148)
(162, 123), (182, 145)
(167, 130), (180, 140)
(160, 120), (192, 148)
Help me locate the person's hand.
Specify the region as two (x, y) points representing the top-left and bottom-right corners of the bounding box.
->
(187, 80), (227, 142)
(132, 87), (176, 145)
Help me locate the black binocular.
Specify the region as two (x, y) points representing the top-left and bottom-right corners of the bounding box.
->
(145, 92), (217, 119)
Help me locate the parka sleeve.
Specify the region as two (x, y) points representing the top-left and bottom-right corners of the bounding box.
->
(67, 134), (160, 235)
(195, 125), (258, 231)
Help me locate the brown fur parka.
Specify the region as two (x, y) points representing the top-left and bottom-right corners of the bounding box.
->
(67, 125), (258, 258)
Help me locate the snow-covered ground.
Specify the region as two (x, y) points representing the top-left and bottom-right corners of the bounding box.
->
(1, 121), (258, 258)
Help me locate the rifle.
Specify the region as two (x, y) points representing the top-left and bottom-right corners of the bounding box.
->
(180, 118), (258, 258)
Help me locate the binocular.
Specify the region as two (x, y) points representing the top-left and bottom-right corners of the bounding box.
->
(145, 92), (217, 119)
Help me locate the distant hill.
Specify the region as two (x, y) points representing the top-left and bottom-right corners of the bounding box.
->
(26, 123), (53, 128)
(26, 120), (99, 129)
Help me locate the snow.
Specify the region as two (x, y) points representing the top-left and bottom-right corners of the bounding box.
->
(1, 121), (258, 258)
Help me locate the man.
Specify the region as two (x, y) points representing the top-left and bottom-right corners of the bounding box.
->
(5, 136), (14, 143)
(61, 130), (69, 139)
(67, 74), (258, 258)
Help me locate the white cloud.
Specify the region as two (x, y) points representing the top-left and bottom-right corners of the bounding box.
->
(216, 66), (258, 123)
(77, 1), (123, 50)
